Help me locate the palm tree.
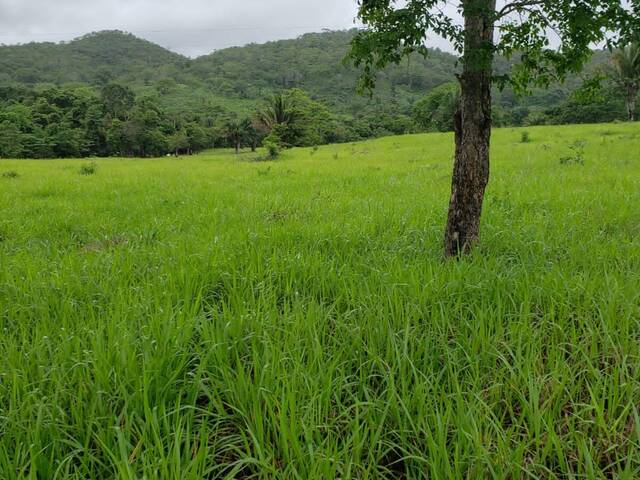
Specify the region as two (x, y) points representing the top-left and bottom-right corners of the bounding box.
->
(257, 93), (296, 130)
(225, 119), (246, 154)
(611, 43), (640, 121)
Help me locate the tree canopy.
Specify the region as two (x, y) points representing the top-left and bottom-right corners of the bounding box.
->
(349, 0), (635, 93)
(611, 42), (640, 120)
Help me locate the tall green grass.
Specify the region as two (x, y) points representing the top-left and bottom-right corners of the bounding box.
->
(1, 123), (639, 478)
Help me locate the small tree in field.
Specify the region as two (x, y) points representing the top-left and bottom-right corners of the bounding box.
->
(225, 118), (253, 154)
(349, 0), (635, 257)
(611, 42), (640, 121)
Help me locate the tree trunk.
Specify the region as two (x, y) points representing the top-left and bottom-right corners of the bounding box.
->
(627, 85), (638, 122)
(235, 141), (240, 154)
(444, 0), (496, 257)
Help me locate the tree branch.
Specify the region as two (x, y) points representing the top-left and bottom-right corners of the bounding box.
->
(498, 0), (544, 18)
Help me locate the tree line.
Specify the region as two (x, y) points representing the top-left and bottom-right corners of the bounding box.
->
(2, 29), (637, 147)
(0, 84), (210, 158)
(0, 84), (355, 159)
(2, 53), (637, 160)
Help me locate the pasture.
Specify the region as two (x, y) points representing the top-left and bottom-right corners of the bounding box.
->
(1, 123), (639, 478)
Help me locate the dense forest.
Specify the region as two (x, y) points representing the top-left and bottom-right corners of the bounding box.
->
(0, 29), (632, 158)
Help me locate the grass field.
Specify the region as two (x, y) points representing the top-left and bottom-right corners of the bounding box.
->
(1, 123), (640, 479)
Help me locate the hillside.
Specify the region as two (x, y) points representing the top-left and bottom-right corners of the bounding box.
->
(0, 30), (460, 116)
(0, 31), (186, 85)
(0, 29), (614, 117)
(0, 29), (629, 159)
(188, 30), (459, 114)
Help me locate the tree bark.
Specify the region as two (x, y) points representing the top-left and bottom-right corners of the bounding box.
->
(627, 85), (638, 122)
(444, 0), (496, 257)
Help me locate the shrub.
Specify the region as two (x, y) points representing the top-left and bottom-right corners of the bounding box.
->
(262, 132), (281, 160)
(1, 170), (19, 178)
(79, 162), (97, 175)
(560, 140), (586, 165)
(520, 131), (531, 143)
(264, 140), (280, 160)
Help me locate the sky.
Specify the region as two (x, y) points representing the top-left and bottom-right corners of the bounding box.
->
(0, 0), (370, 57)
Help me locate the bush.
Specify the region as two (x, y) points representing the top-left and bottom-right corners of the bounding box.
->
(560, 140), (586, 165)
(263, 140), (280, 160)
(79, 162), (97, 175)
(520, 131), (531, 143)
(262, 132), (281, 160)
(413, 82), (460, 132)
(523, 112), (549, 126)
(1, 170), (19, 178)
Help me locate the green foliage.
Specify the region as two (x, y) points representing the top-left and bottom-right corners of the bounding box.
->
(79, 162), (97, 175)
(167, 128), (189, 155)
(520, 131), (531, 143)
(263, 134), (281, 160)
(257, 93), (296, 131)
(0, 121), (26, 158)
(256, 89), (346, 147)
(0, 29), (460, 136)
(612, 43), (640, 88)
(0, 84), (221, 158)
(225, 117), (256, 153)
(101, 83), (135, 119)
(0, 31), (185, 86)
(348, 0), (634, 98)
(559, 140), (587, 165)
(0, 30), (635, 158)
(545, 79), (627, 125)
(1, 170), (19, 178)
(1, 124), (640, 478)
(413, 82), (460, 132)
(103, 97), (170, 157)
(610, 42), (640, 120)
(189, 30), (458, 115)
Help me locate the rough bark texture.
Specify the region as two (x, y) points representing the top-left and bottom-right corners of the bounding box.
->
(444, 0), (496, 257)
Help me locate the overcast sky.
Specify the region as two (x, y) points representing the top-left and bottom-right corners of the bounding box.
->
(0, 0), (373, 57)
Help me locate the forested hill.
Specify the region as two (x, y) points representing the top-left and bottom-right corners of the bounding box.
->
(0, 29), (617, 119)
(0, 30), (627, 159)
(0, 30), (460, 114)
(0, 31), (187, 86)
(188, 30), (459, 113)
